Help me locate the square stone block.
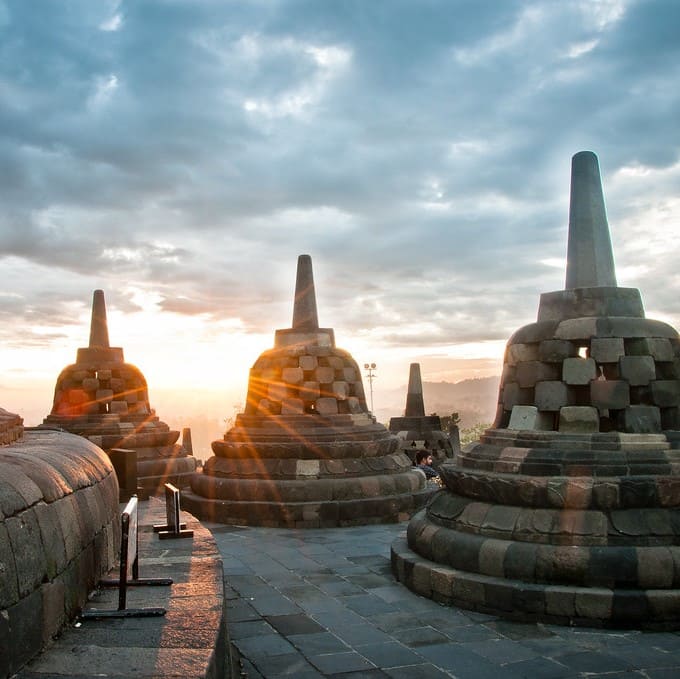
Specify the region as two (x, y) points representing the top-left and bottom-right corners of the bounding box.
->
(559, 406), (599, 433)
(96, 370), (112, 380)
(109, 401), (129, 414)
(628, 337), (674, 361)
(502, 382), (533, 409)
(590, 380), (630, 410)
(81, 378), (99, 391)
(267, 382), (290, 402)
(315, 366), (335, 383)
(331, 381), (348, 400)
(535, 381), (570, 411)
(619, 355), (656, 386)
(620, 405), (661, 433)
(516, 361), (559, 388)
(508, 405), (553, 430)
(506, 343), (540, 366)
(299, 355), (318, 371)
(589, 337), (624, 363)
(281, 398), (304, 415)
(282, 367), (304, 384)
(342, 367), (356, 381)
(327, 356), (345, 370)
(347, 396), (362, 413)
(650, 380), (680, 407)
(316, 397), (339, 415)
(563, 357), (597, 385)
(299, 381), (321, 400)
(538, 339), (578, 363)
(95, 389), (114, 403)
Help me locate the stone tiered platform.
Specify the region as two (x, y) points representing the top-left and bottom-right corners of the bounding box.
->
(13, 498), (233, 679)
(392, 151), (680, 628)
(184, 255), (430, 527)
(41, 290), (196, 491)
(389, 363), (456, 464)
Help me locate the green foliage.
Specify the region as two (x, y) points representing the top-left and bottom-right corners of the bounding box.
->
(460, 422), (491, 446)
(431, 412), (460, 432)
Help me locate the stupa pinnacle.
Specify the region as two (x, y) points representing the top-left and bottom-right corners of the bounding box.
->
(393, 151), (680, 628)
(42, 290), (196, 490)
(184, 255), (430, 527)
(389, 363), (456, 463)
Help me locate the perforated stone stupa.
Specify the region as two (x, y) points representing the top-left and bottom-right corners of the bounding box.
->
(183, 255), (430, 527)
(41, 290), (196, 490)
(389, 363), (456, 463)
(392, 151), (680, 628)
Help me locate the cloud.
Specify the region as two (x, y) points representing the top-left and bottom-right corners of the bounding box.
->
(1, 0), (680, 381)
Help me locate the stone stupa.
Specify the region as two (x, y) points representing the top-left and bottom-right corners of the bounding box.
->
(389, 362), (457, 464)
(41, 290), (196, 491)
(183, 255), (430, 527)
(392, 151), (680, 628)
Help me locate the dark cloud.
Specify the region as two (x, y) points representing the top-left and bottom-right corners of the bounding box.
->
(1, 0), (679, 360)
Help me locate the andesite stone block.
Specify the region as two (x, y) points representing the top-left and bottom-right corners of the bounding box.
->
(589, 337), (625, 363)
(558, 406), (599, 433)
(619, 355), (656, 386)
(651, 380), (680, 408)
(590, 380), (630, 410)
(517, 361), (560, 388)
(563, 357), (597, 385)
(535, 381), (571, 411)
(508, 406), (553, 431)
(506, 343), (540, 366)
(620, 405), (661, 434)
(538, 339), (578, 363)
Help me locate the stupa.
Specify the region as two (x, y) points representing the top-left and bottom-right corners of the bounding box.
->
(389, 363), (457, 464)
(41, 290), (196, 491)
(183, 255), (430, 527)
(392, 151), (680, 628)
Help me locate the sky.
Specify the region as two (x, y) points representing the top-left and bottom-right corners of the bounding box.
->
(1, 0), (680, 427)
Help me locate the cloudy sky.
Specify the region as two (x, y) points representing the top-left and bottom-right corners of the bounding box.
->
(2, 0), (680, 424)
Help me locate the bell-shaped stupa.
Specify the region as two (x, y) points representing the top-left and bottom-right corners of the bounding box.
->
(183, 255), (430, 527)
(41, 290), (196, 490)
(389, 363), (457, 463)
(392, 152), (680, 628)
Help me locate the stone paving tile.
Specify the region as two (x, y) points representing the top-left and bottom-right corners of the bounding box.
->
(215, 523), (680, 678)
(287, 631), (351, 655)
(353, 640), (423, 668)
(384, 663), (453, 678)
(247, 651), (322, 677)
(307, 651), (376, 675)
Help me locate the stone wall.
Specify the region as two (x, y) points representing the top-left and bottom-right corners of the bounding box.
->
(0, 431), (120, 678)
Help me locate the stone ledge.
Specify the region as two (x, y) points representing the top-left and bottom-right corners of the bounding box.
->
(391, 536), (680, 629)
(13, 499), (232, 679)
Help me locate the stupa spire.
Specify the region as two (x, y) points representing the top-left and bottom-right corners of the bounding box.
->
(565, 151), (617, 289)
(292, 254), (319, 331)
(404, 363), (426, 417)
(88, 289), (110, 348)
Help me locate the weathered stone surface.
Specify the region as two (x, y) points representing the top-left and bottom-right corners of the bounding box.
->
(392, 151), (680, 629)
(590, 380), (630, 410)
(508, 406), (553, 431)
(563, 357), (597, 385)
(619, 355), (656, 386)
(188, 256), (427, 527)
(535, 381), (571, 411)
(590, 337), (625, 363)
(559, 406), (599, 433)
(40, 290), (195, 492)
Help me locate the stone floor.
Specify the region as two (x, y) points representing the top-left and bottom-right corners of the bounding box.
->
(208, 521), (680, 679)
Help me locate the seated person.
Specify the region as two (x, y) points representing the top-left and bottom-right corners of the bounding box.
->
(415, 450), (438, 479)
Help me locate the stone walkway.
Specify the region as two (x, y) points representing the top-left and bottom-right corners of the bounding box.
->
(208, 521), (680, 678)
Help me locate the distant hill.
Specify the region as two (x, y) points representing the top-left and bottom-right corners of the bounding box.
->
(377, 376), (500, 429)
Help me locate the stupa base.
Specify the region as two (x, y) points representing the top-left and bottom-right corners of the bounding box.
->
(391, 534), (680, 630)
(137, 455), (197, 491)
(182, 487), (434, 528)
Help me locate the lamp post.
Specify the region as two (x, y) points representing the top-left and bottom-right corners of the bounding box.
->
(363, 362), (376, 413)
